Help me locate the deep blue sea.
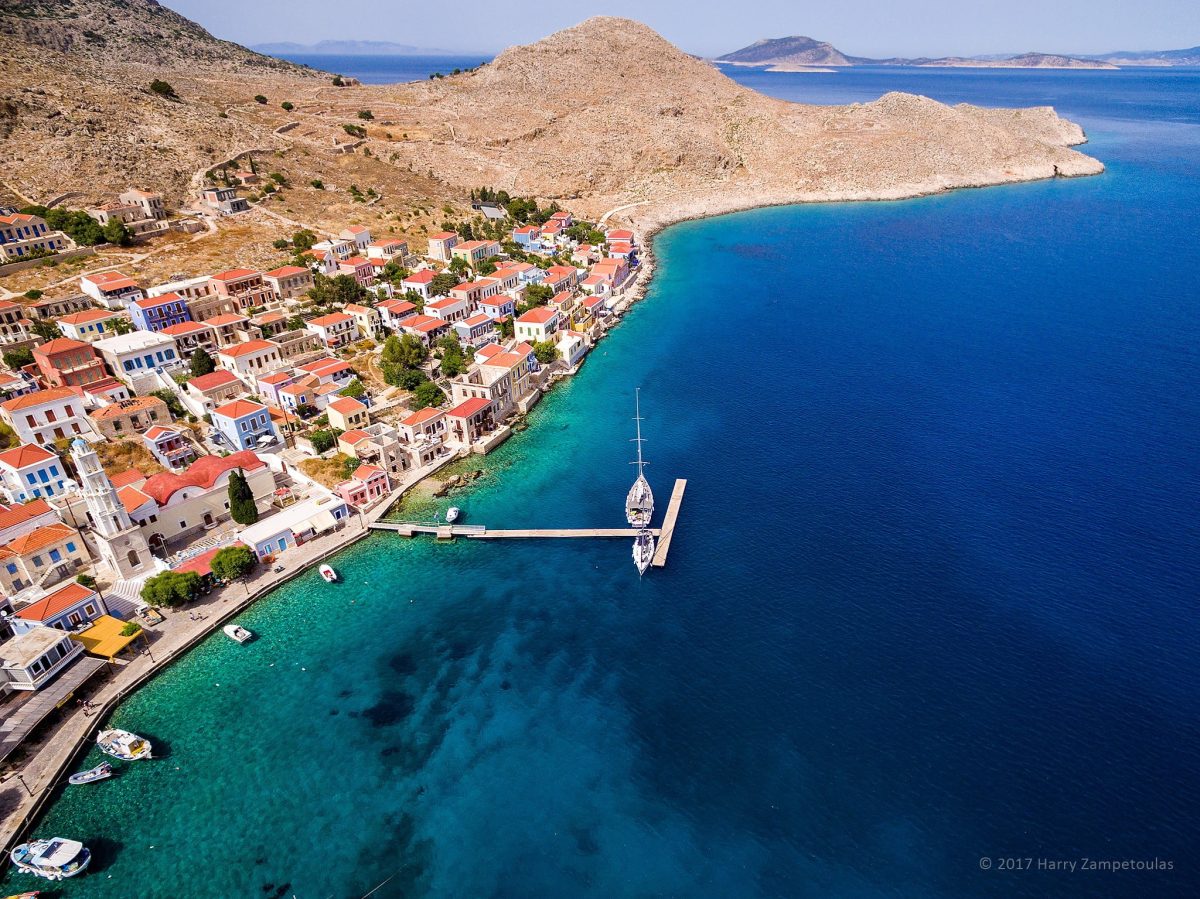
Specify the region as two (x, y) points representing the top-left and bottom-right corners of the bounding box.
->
(279, 54), (491, 83)
(7, 67), (1200, 898)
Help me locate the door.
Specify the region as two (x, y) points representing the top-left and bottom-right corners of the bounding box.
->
(203, 511), (214, 527)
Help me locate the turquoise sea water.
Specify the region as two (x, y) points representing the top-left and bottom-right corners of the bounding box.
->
(7, 69), (1200, 897)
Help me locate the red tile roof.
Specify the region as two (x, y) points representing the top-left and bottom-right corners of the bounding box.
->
(0, 499), (53, 532)
(401, 407), (443, 426)
(516, 307), (558, 324)
(141, 450), (264, 505)
(211, 268), (259, 281)
(308, 313), (353, 327)
(14, 581), (96, 621)
(328, 397), (366, 415)
(188, 369), (240, 391)
(402, 270), (436, 284)
(213, 399), (267, 419)
(0, 443), (56, 469)
(1, 387), (79, 412)
(109, 469), (146, 488)
(219, 339), (276, 358)
(265, 265), (308, 278)
(447, 397), (491, 418)
(34, 337), (92, 357)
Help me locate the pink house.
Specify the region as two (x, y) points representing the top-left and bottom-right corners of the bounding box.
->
(337, 463), (391, 508)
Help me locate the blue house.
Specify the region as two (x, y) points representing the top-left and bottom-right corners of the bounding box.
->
(210, 399), (279, 451)
(10, 582), (107, 636)
(129, 292), (192, 333)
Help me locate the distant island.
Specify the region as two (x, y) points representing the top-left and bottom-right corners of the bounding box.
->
(250, 39), (463, 56)
(717, 35), (1200, 69)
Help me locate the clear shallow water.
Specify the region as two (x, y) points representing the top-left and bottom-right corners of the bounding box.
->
(278, 54), (491, 84)
(8, 69), (1200, 898)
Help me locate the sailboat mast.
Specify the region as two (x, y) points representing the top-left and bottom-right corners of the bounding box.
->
(634, 387), (646, 476)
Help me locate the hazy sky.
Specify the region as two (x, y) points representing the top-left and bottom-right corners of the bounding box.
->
(161, 0), (1198, 58)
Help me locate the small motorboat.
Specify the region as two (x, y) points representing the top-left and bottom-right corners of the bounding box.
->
(445, 506), (461, 523)
(3, 892), (41, 898)
(96, 728), (152, 761)
(223, 624), (253, 644)
(10, 837), (91, 880)
(68, 762), (113, 786)
(319, 564), (338, 583)
(632, 530), (656, 576)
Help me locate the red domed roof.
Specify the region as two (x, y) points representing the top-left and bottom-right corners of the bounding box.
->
(141, 450), (265, 506)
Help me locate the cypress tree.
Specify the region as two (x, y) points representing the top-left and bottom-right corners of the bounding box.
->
(228, 469), (259, 525)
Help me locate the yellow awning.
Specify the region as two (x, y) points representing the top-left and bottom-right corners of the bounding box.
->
(75, 614), (141, 659)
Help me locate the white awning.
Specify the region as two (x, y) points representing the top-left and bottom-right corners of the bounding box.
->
(305, 509), (339, 534)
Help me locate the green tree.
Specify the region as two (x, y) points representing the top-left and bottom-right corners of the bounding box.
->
(150, 79), (177, 99)
(29, 318), (62, 341)
(254, 94), (268, 104)
(532, 341), (559, 365)
(102, 219), (132, 247)
(309, 273), (368, 307)
(112, 318), (134, 335)
(151, 389), (185, 419)
(286, 315), (306, 331)
(292, 229), (317, 251)
(436, 335), (467, 377)
(228, 469), (259, 525)
(210, 544), (257, 582)
(332, 75), (344, 87)
(23, 289), (42, 300)
(382, 333), (427, 370)
(310, 179), (324, 190)
(411, 381), (445, 410)
(281, 101), (294, 111)
(120, 621), (143, 637)
(75, 573), (97, 588)
(357, 109), (374, 120)
(496, 317), (515, 340)
(309, 430), (337, 453)
(429, 272), (459, 296)
(140, 570), (201, 607)
(189, 347), (216, 378)
(3, 346), (34, 370)
(523, 284), (554, 307)
(339, 378), (366, 399)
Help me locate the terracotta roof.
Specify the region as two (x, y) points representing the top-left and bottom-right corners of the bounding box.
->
(328, 397), (366, 415)
(402, 270), (436, 284)
(89, 396), (167, 420)
(117, 485), (155, 515)
(3, 522), (75, 556)
(206, 313), (248, 326)
(264, 265), (308, 278)
(219, 339), (276, 358)
(517, 307), (558, 324)
(14, 581), (96, 621)
(338, 429), (370, 445)
(132, 292), (182, 309)
(427, 297), (460, 309)
(109, 469), (146, 488)
(84, 271), (137, 289)
(188, 369), (240, 391)
(0, 498), (53, 532)
(476, 343), (505, 359)
(34, 337), (92, 357)
(140, 450), (264, 506)
(210, 268), (259, 281)
(402, 407), (443, 426)
(213, 399), (267, 419)
(429, 231), (457, 241)
(161, 321), (211, 336)
(257, 371), (293, 386)
(351, 463), (384, 481)
(143, 425), (180, 440)
(58, 309), (118, 325)
(1, 387), (78, 412)
(308, 313), (353, 327)
(484, 352), (526, 369)
(0, 443), (56, 469)
(174, 545), (231, 577)
(463, 313), (492, 326)
(447, 397), (491, 418)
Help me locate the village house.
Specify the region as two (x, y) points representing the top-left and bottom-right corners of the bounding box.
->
(209, 269), (274, 313)
(263, 265), (314, 300)
(306, 313), (359, 350)
(336, 463), (390, 509)
(0, 444), (69, 503)
(94, 331), (181, 381)
(0, 213), (68, 262)
(450, 353), (528, 420)
(605, 228), (635, 246)
(542, 265), (579, 293)
(511, 224), (541, 249)
(427, 231), (458, 263)
(0, 300), (29, 346)
(249, 311), (287, 340)
(478, 294), (517, 321)
(367, 238), (408, 261)
(341, 225), (372, 251)
(337, 423), (409, 478)
(0, 372), (33, 407)
(32, 338), (108, 389)
(277, 378), (320, 414)
(445, 397), (495, 446)
(55, 309), (124, 344)
(0, 625), (85, 693)
(295, 357), (355, 387)
(87, 189), (168, 237)
(344, 303), (382, 339)
(426, 295), (469, 324)
(514, 306), (562, 344)
(80, 271), (145, 310)
(378, 298), (418, 331)
(82, 377), (129, 406)
(217, 339), (283, 380)
(0, 498), (59, 545)
(579, 274), (611, 297)
(486, 265), (522, 293)
(400, 269), (436, 300)
(338, 256), (376, 287)
(0, 527), (91, 598)
(185, 369), (244, 412)
(26, 294), (91, 322)
(88, 395), (170, 439)
(129, 292), (192, 332)
(449, 279), (501, 308)
(200, 186), (250, 215)
(398, 407), (449, 465)
(147, 275), (214, 304)
(1, 388), (93, 444)
(205, 312), (251, 348)
(399, 314), (450, 346)
(556, 330), (591, 368)
(160, 320), (217, 355)
(450, 239), (502, 267)
(326, 396), (369, 432)
(143, 425), (196, 470)
(7, 580), (104, 635)
(271, 328), (322, 363)
(454, 313), (496, 347)
(254, 370), (296, 407)
(236, 493), (349, 562)
(210, 399), (279, 451)
(592, 257), (631, 285)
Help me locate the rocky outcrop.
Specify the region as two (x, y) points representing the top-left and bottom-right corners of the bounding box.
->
(718, 36), (852, 67)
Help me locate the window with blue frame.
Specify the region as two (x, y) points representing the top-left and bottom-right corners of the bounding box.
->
(38, 470), (49, 483)
(32, 555), (43, 567)
(49, 465), (59, 477)
(49, 549), (62, 563)
(26, 473), (37, 484)
(5, 563), (16, 574)
(66, 542), (76, 553)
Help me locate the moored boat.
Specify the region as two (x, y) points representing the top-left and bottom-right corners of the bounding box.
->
(9, 838), (91, 880)
(223, 624), (253, 644)
(320, 564), (338, 583)
(632, 530), (656, 575)
(4, 891), (41, 899)
(625, 389), (655, 528)
(96, 728), (152, 761)
(67, 763), (113, 786)
(446, 506), (460, 523)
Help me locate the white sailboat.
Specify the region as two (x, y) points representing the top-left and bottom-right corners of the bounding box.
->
(625, 388), (654, 529)
(632, 529), (656, 576)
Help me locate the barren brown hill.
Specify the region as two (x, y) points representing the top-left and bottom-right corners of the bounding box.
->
(0, 9), (1102, 243)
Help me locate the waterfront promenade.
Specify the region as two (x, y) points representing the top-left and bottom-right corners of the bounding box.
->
(0, 455), (451, 853)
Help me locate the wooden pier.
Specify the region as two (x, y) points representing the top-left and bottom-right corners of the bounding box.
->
(368, 478), (687, 567)
(652, 478), (687, 567)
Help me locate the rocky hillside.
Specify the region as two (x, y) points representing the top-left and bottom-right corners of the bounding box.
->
(718, 36), (851, 67)
(0, 12), (1102, 235)
(0, 0), (311, 71)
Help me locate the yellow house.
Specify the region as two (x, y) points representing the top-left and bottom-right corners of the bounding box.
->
(326, 397), (369, 432)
